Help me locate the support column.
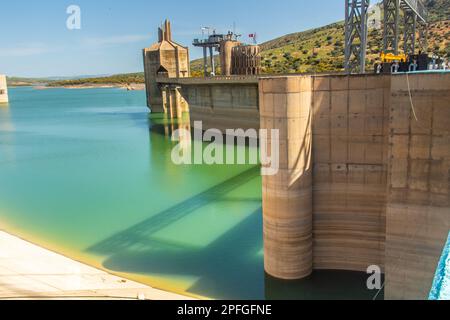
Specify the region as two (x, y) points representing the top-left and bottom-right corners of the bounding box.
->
(203, 47), (208, 77)
(260, 76), (313, 280)
(344, 0), (370, 74)
(173, 86), (183, 119)
(161, 85), (168, 114)
(167, 86), (175, 119)
(210, 47), (216, 76)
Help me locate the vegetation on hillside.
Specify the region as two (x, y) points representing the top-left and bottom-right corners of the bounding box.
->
(6, 76), (51, 86)
(425, 0), (450, 22)
(8, 1), (449, 84)
(190, 2), (450, 75)
(47, 73), (145, 87)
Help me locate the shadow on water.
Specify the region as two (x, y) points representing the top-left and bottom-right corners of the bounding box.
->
(87, 166), (265, 299)
(87, 112), (384, 300)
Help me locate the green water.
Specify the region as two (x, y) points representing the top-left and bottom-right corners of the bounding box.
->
(0, 87), (380, 299)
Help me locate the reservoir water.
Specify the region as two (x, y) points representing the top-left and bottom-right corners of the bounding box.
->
(0, 87), (380, 299)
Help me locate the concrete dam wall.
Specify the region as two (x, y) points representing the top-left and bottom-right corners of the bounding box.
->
(258, 73), (449, 300)
(149, 72), (449, 299)
(157, 76), (260, 131)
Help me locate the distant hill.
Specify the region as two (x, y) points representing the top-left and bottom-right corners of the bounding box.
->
(6, 76), (52, 86)
(46, 73), (145, 87)
(8, 1), (448, 85)
(7, 74), (145, 87)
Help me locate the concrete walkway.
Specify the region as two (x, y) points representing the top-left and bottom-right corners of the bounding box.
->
(0, 231), (191, 300)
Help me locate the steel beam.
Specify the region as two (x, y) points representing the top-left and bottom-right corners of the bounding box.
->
(383, 0), (428, 55)
(344, 0), (370, 74)
(203, 47), (208, 76)
(418, 21), (428, 53)
(209, 47), (215, 76)
(402, 0), (427, 23)
(403, 9), (417, 56)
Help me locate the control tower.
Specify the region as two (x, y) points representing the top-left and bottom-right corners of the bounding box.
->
(143, 20), (190, 112)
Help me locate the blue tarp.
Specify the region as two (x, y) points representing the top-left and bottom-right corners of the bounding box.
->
(429, 232), (450, 300)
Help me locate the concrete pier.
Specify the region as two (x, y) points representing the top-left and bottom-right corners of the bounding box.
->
(0, 75), (8, 104)
(260, 76), (314, 280)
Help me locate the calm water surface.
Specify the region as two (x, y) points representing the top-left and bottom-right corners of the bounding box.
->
(0, 87), (380, 299)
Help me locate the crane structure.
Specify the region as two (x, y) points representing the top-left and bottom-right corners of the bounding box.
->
(345, 0), (428, 74)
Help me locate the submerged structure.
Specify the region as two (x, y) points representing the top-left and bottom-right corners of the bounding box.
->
(0, 75), (8, 103)
(143, 19), (450, 300)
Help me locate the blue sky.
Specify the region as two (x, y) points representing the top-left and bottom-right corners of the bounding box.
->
(0, 0), (378, 78)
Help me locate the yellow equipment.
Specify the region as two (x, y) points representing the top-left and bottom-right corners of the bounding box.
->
(381, 52), (407, 63)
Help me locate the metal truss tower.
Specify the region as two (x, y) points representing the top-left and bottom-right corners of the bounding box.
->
(403, 8), (417, 56)
(383, 0), (400, 55)
(383, 0), (428, 56)
(345, 0), (370, 74)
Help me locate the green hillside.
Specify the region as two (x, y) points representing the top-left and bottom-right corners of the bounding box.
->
(425, 0), (450, 23)
(191, 1), (450, 75)
(9, 1), (448, 85)
(46, 73), (145, 87)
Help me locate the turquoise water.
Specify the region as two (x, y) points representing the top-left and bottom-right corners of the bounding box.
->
(0, 87), (379, 299)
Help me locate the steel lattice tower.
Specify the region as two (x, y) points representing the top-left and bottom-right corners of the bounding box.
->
(403, 9), (417, 56)
(344, 0), (370, 74)
(383, 0), (428, 56)
(383, 0), (400, 55)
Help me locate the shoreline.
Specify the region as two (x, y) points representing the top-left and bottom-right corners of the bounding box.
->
(38, 83), (145, 91)
(0, 230), (194, 300)
(10, 83), (145, 91)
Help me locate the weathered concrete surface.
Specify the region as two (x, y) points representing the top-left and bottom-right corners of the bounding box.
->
(311, 75), (389, 272)
(150, 70), (448, 299)
(260, 76), (314, 280)
(0, 75), (8, 104)
(0, 231), (191, 300)
(385, 73), (450, 300)
(143, 20), (190, 113)
(174, 77), (260, 131)
(259, 72), (450, 300)
(155, 76), (260, 131)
